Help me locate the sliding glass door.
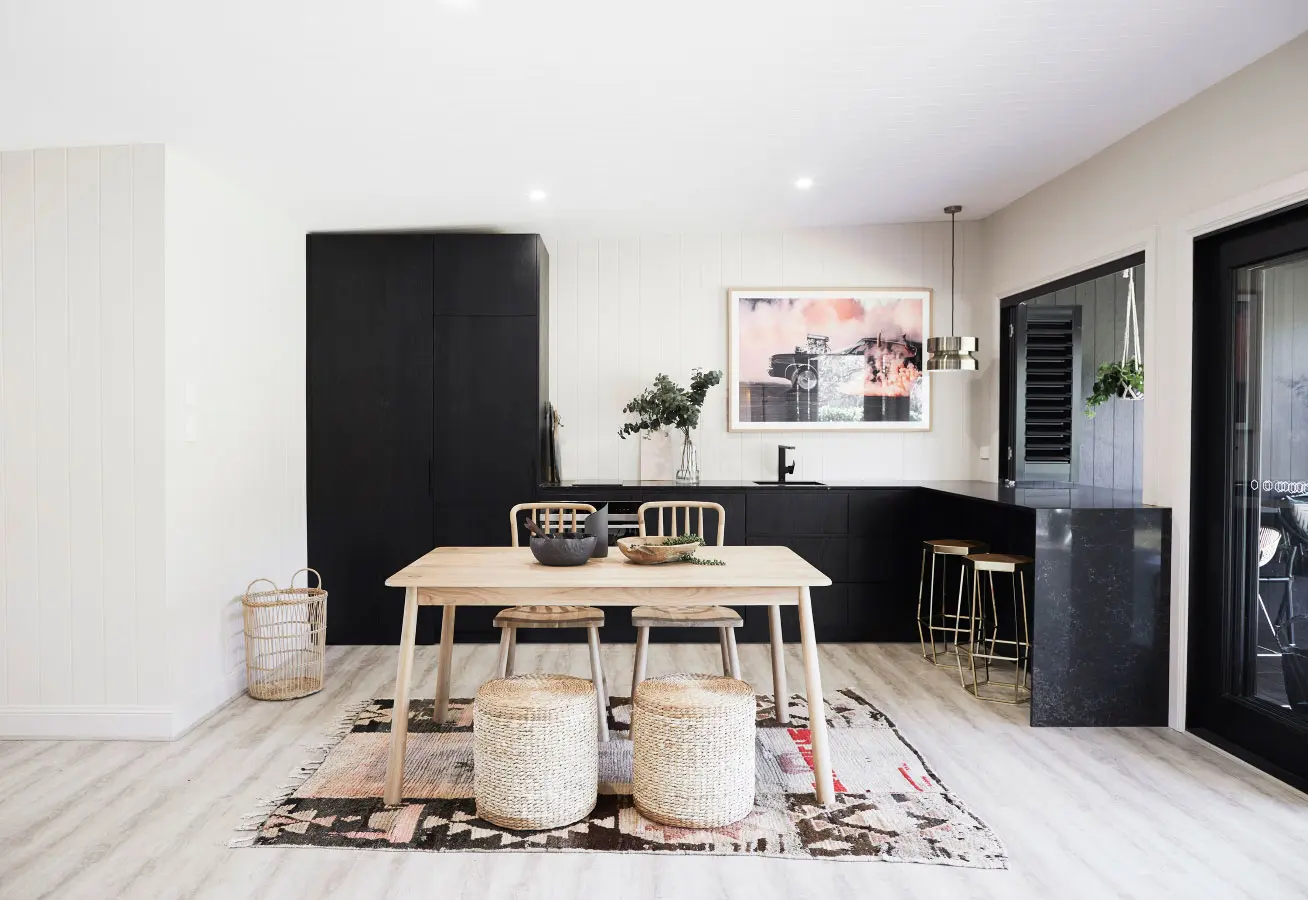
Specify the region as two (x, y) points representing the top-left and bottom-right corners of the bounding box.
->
(1192, 203), (1308, 789)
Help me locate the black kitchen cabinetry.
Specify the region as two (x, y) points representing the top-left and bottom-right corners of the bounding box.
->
(533, 483), (1045, 645)
(308, 233), (547, 645)
(535, 485), (922, 644)
(745, 490), (850, 643)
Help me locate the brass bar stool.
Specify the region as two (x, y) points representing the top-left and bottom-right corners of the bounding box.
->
(955, 553), (1033, 704)
(916, 539), (988, 666)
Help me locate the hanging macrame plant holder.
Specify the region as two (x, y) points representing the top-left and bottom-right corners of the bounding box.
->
(1118, 269), (1143, 400)
(1084, 268), (1144, 416)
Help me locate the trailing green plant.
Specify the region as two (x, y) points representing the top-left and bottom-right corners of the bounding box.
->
(1085, 359), (1143, 417)
(659, 534), (704, 546)
(678, 554), (725, 566)
(618, 369), (723, 440)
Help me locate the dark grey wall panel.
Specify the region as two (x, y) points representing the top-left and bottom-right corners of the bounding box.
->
(1076, 279), (1098, 486)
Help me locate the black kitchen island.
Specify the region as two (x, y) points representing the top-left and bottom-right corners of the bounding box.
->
(538, 479), (1171, 727)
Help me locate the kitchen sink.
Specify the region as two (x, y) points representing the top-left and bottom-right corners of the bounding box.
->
(752, 480), (825, 486)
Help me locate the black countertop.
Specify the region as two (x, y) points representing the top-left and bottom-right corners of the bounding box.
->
(541, 479), (1157, 510)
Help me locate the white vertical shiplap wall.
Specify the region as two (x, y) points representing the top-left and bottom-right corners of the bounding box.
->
(544, 222), (984, 483)
(0, 145), (168, 730)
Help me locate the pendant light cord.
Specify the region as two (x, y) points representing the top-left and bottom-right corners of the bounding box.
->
(950, 208), (956, 336)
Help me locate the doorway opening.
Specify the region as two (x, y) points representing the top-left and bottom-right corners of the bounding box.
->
(999, 253), (1146, 490)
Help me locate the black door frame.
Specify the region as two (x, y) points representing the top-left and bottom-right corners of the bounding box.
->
(1190, 200), (1308, 791)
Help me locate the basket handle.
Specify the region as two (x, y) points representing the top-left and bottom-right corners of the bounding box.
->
(290, 568), (323, 590)
(244, 578), (280, 600)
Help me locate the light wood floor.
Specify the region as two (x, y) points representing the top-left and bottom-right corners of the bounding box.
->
(2, 642), (1307, 900)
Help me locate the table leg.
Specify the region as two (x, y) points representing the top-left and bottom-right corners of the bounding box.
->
(433, 603), (456, 724)
(383, 587), (419, 806)
(798, 586), (835, 805)
(768, 604), (789, 725)
(586, 626), (610, 742)
(505, 626), (517, 676)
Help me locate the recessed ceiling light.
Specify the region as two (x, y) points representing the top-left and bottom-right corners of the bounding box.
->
(528, 189), (548, 202)
(795, 176), (815, 190)
(441, 0), (476, 9)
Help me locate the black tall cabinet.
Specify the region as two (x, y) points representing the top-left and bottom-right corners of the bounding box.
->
(308, 233), (548, 645)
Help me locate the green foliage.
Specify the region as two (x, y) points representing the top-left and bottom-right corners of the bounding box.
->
(678, 555), (726, 566)
(618, 369), (723, 438)
(660, 534), (704, 546)
(1085, 359), (1144, 417)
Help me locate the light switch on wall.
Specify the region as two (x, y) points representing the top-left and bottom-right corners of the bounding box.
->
(183, 381), (199, 442)
(979, 446), (991, 460)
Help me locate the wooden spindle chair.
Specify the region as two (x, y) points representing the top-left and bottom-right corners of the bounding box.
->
(630, 501), (757, 696)
(500, 503), (610, 740)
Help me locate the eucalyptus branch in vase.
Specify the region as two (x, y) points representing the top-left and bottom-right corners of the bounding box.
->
(618, 368), (722, 484)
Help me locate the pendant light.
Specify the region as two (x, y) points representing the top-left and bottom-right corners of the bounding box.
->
(926, 205), (979, 373)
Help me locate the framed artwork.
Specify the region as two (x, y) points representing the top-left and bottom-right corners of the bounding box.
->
(727, 287), (932, 432)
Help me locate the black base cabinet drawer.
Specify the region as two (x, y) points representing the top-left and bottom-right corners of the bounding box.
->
(745, 585), (848, 643)
(747, 536), (848, 583)
(745, 583), (918, 644)
(848, 537), (920, 582)
(848, 582), (918, 642)
(747, 491), (848, 535)
(849, 490), (916, 536)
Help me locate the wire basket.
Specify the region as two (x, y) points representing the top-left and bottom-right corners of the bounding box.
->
(242, 568), (327, 701)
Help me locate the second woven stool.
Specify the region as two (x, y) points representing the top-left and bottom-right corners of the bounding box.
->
(631, 674), (755, 828)
(474, 674), (598, 830)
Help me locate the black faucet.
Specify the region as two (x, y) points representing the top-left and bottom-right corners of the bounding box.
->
(778, 445), (795, 484)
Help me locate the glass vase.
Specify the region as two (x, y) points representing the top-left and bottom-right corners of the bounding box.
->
(675, 430), (700, 484)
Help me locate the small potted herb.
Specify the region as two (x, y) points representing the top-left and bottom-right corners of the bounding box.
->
(619, 369), (722, 483)
(1085, 359), (1143, 417)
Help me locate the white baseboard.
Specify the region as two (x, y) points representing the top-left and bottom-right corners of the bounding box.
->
(0, 705), (175, 740)
(0, 668), (248, 741)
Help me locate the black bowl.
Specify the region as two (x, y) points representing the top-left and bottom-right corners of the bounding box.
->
(529, 534), (597, 567)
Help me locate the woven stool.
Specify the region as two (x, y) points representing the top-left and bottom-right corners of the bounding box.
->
(632, 674), (755, 828)
(474, 675), (598, 830)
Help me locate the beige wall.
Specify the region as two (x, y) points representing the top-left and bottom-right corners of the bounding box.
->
(979, 33), (1308, 727)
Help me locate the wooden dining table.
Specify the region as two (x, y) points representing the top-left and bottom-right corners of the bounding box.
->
(382, 544), (835, 807)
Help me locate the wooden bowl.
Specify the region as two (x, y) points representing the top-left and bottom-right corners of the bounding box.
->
(617, 536), (703, 565)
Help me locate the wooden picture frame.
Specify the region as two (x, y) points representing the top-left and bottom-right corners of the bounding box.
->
(727, 287), (933, 432)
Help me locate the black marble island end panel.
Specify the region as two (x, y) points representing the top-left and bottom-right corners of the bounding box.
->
(1032, 507), (1171, 727)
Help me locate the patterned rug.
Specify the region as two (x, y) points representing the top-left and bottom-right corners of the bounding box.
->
(232, 689), (1006, 867)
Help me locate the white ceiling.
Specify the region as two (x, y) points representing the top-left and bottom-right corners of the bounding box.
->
(3, 0), (1307, 231)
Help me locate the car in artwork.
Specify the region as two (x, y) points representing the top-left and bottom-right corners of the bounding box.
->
(768, 332), (921, 394)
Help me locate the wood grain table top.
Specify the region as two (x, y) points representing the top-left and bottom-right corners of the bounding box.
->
(385, 545), (831, 591)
